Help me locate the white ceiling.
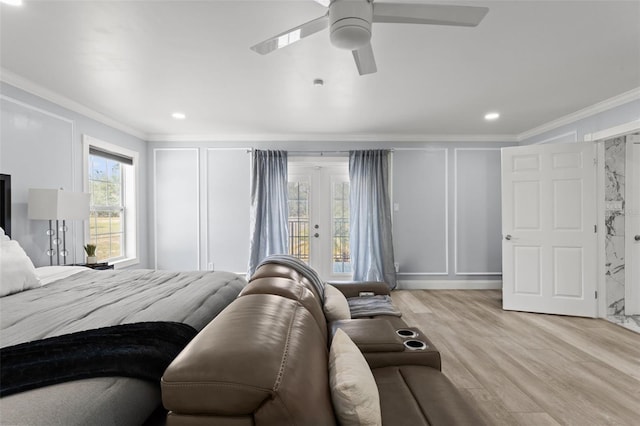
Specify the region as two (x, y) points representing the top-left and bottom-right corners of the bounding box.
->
(1, 0), (639, 141)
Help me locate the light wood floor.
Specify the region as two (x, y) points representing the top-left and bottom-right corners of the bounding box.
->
(391, 290), (640, 426)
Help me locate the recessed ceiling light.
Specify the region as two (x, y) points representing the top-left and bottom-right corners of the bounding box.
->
(172, 112), (186, 120)
(1, 0), (23, 6)
(484, 112), (500, 121)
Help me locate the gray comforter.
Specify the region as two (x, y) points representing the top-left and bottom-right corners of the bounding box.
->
(1, 269), (245, 347)
(0, 268), (246, 425)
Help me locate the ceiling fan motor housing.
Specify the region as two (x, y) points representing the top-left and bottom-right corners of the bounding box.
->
(329, 0), (373, 50)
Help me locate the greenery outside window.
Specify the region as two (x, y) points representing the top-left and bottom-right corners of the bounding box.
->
(83, 135), (138, 266)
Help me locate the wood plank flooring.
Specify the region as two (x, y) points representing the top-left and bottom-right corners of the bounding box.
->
(390, 290), (640, 426)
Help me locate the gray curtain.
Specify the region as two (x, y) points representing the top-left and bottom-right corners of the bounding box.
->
(349, 150), (397, 289)
(248, 150), (289, 277)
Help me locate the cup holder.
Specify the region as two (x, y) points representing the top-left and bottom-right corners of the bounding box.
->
(403, 339), (428, 351)
(396, 329), (418, 339)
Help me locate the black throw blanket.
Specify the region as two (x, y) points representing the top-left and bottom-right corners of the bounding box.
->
(0, 321), (197, 397)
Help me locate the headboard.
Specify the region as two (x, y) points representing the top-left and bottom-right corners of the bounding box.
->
(0, 174), (11, 237)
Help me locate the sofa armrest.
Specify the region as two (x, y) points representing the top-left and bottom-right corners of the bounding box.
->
(326, 281), (390, 298)
(331, 320), (441, 370)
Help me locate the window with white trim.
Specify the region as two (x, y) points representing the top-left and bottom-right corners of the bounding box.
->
(83, 135), (138, 266)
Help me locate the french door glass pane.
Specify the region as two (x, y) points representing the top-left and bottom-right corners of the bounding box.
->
(288, 181), (310, 263)
(332, 181), (351, 273)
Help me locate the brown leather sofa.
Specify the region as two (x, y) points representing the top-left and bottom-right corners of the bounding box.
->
(161, 263), (485, 425)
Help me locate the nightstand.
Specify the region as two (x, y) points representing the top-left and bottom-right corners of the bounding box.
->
(69, 262), (114, 270)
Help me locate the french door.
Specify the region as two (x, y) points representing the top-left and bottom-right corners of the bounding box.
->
(288, 161), (351, 280)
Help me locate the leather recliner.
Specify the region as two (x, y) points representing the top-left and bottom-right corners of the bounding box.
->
(161, 263), (485, 425)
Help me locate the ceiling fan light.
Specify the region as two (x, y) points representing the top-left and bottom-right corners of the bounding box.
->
(330, 18), (371, 50)
(329, 0), (373, 50)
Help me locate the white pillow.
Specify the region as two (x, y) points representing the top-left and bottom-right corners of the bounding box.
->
(0, 227), (9, 242)
(0, 239), (41, 296)
(324, 284), (351, 322)
(329, 329), (382, 426)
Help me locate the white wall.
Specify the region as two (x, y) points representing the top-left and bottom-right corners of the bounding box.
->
(149, 140), (514, 286)
(150, 146), (251, 273)
(0, 83), (149, 268)
(7, 80), (632, 282)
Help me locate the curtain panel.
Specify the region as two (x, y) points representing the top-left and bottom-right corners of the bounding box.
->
(349, 150), (397, 289)
(247, 150), (289, 277)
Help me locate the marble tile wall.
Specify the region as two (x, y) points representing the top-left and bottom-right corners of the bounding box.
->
(604, 136), (626, 316)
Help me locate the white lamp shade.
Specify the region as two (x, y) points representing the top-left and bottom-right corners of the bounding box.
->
(28, 189), (90, 220)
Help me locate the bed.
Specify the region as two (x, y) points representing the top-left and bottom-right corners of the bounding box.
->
(0, 176), (246, 425)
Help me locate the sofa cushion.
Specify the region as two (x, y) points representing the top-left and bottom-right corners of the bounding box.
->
(373, 365), (486, 426)
(329, 329), (382, 426)
(240, 277), (327, 339)
(251, 261), (324, 302)
(324, 284), (351, 322)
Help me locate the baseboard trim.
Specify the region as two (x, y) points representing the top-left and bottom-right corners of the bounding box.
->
(397, 280), (502, 290)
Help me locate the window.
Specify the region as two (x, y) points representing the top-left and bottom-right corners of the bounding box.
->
(83, 135), (138, 266)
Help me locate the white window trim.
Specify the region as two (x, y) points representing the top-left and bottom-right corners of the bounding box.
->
(83, 135), (139, 268)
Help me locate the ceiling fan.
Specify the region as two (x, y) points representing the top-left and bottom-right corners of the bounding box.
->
(250, 0), (489, 76)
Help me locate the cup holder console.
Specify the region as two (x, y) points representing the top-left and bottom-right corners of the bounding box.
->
(395, 329), (418, 339)
(397, 329), (427, 350)
(403, 339), (428, 351)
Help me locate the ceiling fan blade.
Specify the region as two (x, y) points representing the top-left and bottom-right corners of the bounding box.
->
(373, 3), (488, 27)
(353, 43), (377, 75)
(312, 0), (330, 7)
(250, 13), (329, 55)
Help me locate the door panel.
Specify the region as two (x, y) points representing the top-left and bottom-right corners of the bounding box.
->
(513, 180), (540, 229)
(513, 246), (541, 295)
(502, 142), (597, 317)
(553, 247), (583, 297)
(553, 180), (582, 229)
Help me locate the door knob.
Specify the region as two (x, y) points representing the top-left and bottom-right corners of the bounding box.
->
(314, 233), (319, 238)
(505, 235), (512, 241)
(635, 235), (640, 241)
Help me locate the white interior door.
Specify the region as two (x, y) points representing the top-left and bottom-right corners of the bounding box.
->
(501, 142), (597, 317)
(625, 136), (640, 314)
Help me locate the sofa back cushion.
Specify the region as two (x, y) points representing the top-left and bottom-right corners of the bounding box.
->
(162, 293), (336, 426)
(240, 277), (327, 340)
(251, 262), (323, 302)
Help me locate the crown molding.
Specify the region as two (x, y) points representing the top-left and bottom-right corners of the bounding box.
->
(517, 87), (640, 142)
(2, 68), (637, 145)
(146, 133), (517, 143)
(0, 68), (147, 140)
